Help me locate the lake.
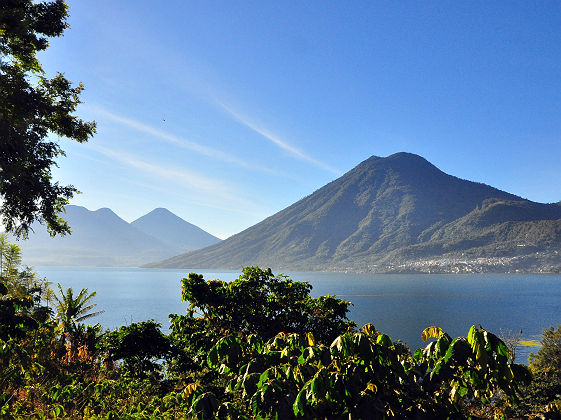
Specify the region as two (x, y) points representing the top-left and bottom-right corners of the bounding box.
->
(35, 266), (561, 364)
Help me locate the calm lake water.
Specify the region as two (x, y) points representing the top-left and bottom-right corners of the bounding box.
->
(35, 267), (561, 364)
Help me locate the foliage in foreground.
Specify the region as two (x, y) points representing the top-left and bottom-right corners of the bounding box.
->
(0, 0), (96, 237)
(3, 262), (561, 419)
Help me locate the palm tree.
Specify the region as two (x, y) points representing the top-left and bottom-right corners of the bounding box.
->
(54, 284), (104, 334)
(3, 244), (22, 275)
(0, 239), (21, 278)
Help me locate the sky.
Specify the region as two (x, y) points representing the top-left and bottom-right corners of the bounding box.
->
(39, 1), (561, 239)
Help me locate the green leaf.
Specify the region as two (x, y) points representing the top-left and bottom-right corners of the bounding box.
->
(207, 344), (219, 368)
(435, 333), (451, 357)
(242, 373), (261, 397)
(293, 388), (307, 416)
(444, 338), (471, 365)
(422, 326), (444, 342)
(190, 392), (218, 420)
(467, 326), (488, 365)
(362, 323), (377, 336)
(248, 334), (264, 353)
(309, 369), (329, 402)
(376, 333), (392, 347)
(496, 339), (510, 359)
(467, 325), (477, 345)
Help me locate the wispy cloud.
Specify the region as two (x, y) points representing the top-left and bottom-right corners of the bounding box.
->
(216, 102), (342, 176)
(87, 144), (266, 217)
(87, 105), (280, 175)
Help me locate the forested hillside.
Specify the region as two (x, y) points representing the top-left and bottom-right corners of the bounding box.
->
(151, 153), (561, 272)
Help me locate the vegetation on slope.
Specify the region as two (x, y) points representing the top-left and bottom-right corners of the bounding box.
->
(151, 153), (561, 272)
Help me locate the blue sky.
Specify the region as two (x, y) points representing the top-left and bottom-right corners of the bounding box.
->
(41, 1), (561, 238)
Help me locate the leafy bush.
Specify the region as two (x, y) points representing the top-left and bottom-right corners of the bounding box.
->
(169, 267), (355, 369)
(530, 325), (561, 375)
(182, 324), (530, 419)
(100, 320), (172, 377)
(514, 325), (561, 416)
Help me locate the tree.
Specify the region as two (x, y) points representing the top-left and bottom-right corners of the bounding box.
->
(515, 326), (561, 414)
(53, 284), (103, 334)
(1, 243), (22, 277)
(176, 267), (354, 342)
(0, 0), (96, 237)
(530, 325), (561, 374)
(169, 267), (355, 374)
(0, 238), (53, 341)
(100, 320), (172, 377)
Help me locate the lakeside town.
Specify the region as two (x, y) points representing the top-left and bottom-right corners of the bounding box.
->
(378, 251), (561, 274)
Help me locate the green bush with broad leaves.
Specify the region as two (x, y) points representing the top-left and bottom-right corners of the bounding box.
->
(180, 323), (530, 419)
(168, 267), (355, 372)
(100, 320), (173, 378)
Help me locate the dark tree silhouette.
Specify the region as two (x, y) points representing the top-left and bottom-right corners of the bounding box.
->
(0, 0), (96, 237)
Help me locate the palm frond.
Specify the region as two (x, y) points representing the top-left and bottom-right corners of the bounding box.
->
(75, 310), (105, 323)
(54, 284), (103, 332)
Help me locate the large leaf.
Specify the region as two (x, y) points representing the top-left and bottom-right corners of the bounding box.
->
(444, 338), (471, 365)
(330, 334), (354, 357)
(376, 333), (392, 347)
(307, 332), (316, 347)
(435, 333), (451, 357)
(467, 326), (488, 365)
(362, 323), (377, 336)
(190, 392), (218, 420)
(242, 373), (261, 397)
(496, 340), (510, 360)
(293, 388), (307, 416)
(207, 345), (219, 369)
(421, 326), (444, 342)
(208, 335), (242, 369)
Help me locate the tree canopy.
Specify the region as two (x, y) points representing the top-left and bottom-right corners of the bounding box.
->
(0, 0), (95, 237)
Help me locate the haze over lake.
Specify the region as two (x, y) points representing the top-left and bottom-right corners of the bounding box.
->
(37, 266), (561, 363)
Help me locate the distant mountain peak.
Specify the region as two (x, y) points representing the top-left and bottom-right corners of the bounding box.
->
(93, 207), (121, 217)
(140, 207), (179, 220)
(390, 151), (421, 158)
(17, 205), (221, 267)
(387, 151), (421, 159)
(353, 152), (438, 175)
(134, 208), (186, 223)
(149, 207), (173, 215)
(131, 208), (220, 253)
(380, 152), (437, 169)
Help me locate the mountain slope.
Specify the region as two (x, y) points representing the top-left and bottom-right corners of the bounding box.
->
(131, 208), (220, 253)
(149, 153), (561, 271)
(16, 206), (220, 267)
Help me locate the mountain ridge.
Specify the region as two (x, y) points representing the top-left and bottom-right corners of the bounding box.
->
(148, 152), (561, 272)
(16, 206), (220, 267)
